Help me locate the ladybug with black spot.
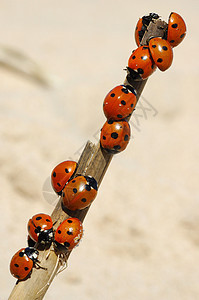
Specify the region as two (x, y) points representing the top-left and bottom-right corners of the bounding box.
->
(166, 12), (186, 48)
(135, 13), (159, 46)
(127, 45), (157, 80)
(148, 37), (173, 71)
(100, 119), (131, 154)
(54, 218), (83, 252)
(62, 175), (98, 211)
(51, 160), (77, 195)
(103, 85), (137, 121)
(10, 247), (40, 280)
(27, 213), (54, 246)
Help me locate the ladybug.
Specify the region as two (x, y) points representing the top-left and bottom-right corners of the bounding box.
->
(27, 213), (54, 245)
(127, 46), (157, 80)
(51, 160), (77, 195)
(54, 218), (83, 252)
(62, 175), (98, 211)
(166, 12), (186, 48)
(135, 13), (159, 46)
(10, 247), (39, 280)
(100, 120), (131, 154)
(148, 37), (173, 71)
(103, 85), (137, 121)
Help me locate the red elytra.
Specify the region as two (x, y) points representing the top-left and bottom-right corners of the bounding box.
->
(135, 13), (159, 47)
(167, 12), (186, 48)
(51, 160), (77, 194)
(100, 120), (131, 154)
(10, 247), (39, 280)
(54, 218), (83, 251)
(27, 213), (54, 245)
(149, 37), (173, 71)
(103, 85), (137, 121)
(128, 46), (157, 80)
(62, 175), (98, 211)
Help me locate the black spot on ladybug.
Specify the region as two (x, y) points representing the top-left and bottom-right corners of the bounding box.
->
(137, 68), (144, 74)
(117, 114), (123, 119)
(132, 55), (136, 60)
(162, 46), (168, 51)
(180, 33), (185, 38)
(172, 23), (178, 28)
(121, 88), (129, 94)
(108, 120), (114, 124)
(170, 40), (175, 43)
(36, 217), (42, 221)
(131, 103), (134, 107)
(67, 219), (73, 223)
(53, 172), (56, 177)
(46, 219), (51, 222)
(157, 58), (163, 63)
(111, 132), (118, 139)
(14, 263), (19, 268)
(121, 100), (126, 105)
(24, 267), (29, 271)
(81, 198), (87, 202)
(64, 242), (70, 247)
(65, 168), (69, 173)
(67, 231), (73, 235)
(141, 56), (147, 60)
(19, 252), (24, 257)
(85, 185), (91, 191)
(124, 135), (129, 141)
(28, 225), (30, 231)
(72, 180), (76, 183)
(142, 46), (148, 50)
(103, 135), (106, 140)
(58, 230), (61, 234)
(73, 188), (77, 194)
(113, 145), (121, 150)
(110, 93), (115, 97)
(57, 183), (61, 187)
(152, 44), (156, 48)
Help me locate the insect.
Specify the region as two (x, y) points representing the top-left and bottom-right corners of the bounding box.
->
(10, 247), (41, 280)
(135, 13), (159, 46)
(54, 218), (83, 252)
(62, 175), (98, 211)
(103, 85), (137, 120)
(100, 120), (131, 154)
(148, 37), (173, 71)
(51, 160), (77, 195)
(27, 213), (54, 246)
(166, 12), (186, 47)
(127, 46), (157, 80)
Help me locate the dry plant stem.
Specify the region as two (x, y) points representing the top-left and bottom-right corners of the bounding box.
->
(8, 18), (167, 300)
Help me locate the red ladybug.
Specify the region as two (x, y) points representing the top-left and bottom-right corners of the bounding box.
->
(54, 218), (83, 252)
(100, 120), (131, 154)
(149, 37), (173, 71)
(135, 13), (159, 46)
(167, 12), (186, 48)
(51, 160), (77, 195)
(127, 46), (157, 80)
(62, 175), (98, 211)
(27, 213), (54, 245)
(10, 247), (39, 280)
(103, 85), (137, 121)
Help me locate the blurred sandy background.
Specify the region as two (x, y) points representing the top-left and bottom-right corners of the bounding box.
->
(1, 1), (198, 299)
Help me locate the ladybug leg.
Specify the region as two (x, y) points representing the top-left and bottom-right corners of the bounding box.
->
(35, 261), (47, 271)
(56, 253), (68, 275)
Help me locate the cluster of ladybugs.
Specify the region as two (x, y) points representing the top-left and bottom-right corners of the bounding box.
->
(10, 160), (98, 281)
(10, 11), (186, 282)
(100, 12), (186, 154)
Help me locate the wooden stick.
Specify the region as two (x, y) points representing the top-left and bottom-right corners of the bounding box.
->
(8, 17), (167, 300)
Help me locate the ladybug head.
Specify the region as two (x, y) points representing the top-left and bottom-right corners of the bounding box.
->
(38, 228), (54, 245)
(24, 247), (39, 262)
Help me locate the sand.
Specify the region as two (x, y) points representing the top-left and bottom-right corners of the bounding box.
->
(1, 1), (199, 299)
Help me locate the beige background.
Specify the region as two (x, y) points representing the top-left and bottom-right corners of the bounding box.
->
(1, 1), (198, 299)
